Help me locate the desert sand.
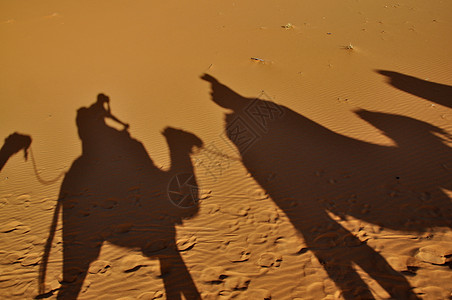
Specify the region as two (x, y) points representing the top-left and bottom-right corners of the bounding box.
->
(1, 0), (452, 299)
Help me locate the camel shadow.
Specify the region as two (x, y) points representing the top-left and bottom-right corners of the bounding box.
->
(377, 70), (452, 108)
(202, 74), (452, 299)
(0, 132), (32, 172)
(38, 94), (203, 299)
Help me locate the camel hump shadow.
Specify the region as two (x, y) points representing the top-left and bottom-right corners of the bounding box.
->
(202, 74), (452, 299)
(38, 94), (203, 300)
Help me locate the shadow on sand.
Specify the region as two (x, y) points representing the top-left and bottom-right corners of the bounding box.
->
(38, 94), (203, 299)
(377, 70), (452, 108)
(202, 74), (452, 299)
(0, 132), (31, 172)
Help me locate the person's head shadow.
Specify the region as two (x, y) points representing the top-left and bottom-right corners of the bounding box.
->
(38, 94), (203, 300)
(202, 74), (452, 299)
(377, 70), (452, 108)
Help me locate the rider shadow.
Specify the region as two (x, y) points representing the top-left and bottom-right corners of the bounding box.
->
(38, 94), (203, 299)
(201, 74), (452, 299)
(377, 70), (452, 108)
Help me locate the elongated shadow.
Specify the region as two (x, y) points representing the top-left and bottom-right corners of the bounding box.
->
(0, 132), (31, 172)
(377, 70), (452, 108)
(202, 74), (452, 299)
(38, 94), (202, 299)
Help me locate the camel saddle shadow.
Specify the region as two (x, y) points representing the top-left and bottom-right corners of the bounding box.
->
(38, 94), (203, 299)
(202, 74), (452, 300)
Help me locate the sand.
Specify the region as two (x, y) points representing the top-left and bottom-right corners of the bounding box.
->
(1, 0), (452, 299)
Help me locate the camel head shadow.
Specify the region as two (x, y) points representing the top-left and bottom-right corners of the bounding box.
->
(0, 132), (32, 171)
(376, 70), (452, 108)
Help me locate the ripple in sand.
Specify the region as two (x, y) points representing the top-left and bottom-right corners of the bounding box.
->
(88, 260), (111, 274)
(137, 291), (164, 299)
(4, 252), (22, 264)
(15, 225), (31, 235)
(20, 253), (41, 267)
(222, 205), (250, 217)
(226, 246), (250, 262)
(203, 204), (220, 214)
(1, 221), (23, 233)
(0, 198), (9, 208)
(24, 235), (46, 246)
(44, 279), (61, 293)
(143, 239), (168, 254)
(247, 188), (269, 200)
(119, 255), (147, 272)
(255, 209), (279, 223)
(99, 198), (118, 209)
(11, 280), (33, 296)
(176, 236), (197, 251)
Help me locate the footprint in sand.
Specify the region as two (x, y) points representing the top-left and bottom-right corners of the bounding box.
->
(275, 237), (308, 255)
(415, 245), (452, 265)
(387, 255), (421, 273)
(88, 260), (111, 274)
(257, 252), (282, 268)
(226, 246), (251, 262)
(203, 204), (220, 214)
(39, 197), (57, 211)
(15, 194), (31, 206)
(245, 289), (272, 299)
(224, 275), (251, 291)
(201, 266), (227, 283)
(247, 232), (268, 244)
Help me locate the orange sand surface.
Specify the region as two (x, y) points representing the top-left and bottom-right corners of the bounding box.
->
(1, 1), (452, 299)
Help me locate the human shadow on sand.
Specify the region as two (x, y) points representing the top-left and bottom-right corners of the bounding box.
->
(377, 70), (452, 108)
(38, 94), (203, 299)
(202, 74), (452, 299)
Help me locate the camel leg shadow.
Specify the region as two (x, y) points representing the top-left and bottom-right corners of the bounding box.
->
(157, 247), (201, 300)
(304, 215), (417, 299)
